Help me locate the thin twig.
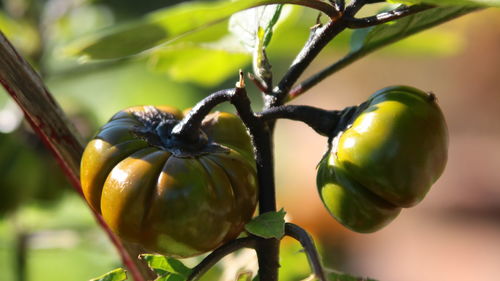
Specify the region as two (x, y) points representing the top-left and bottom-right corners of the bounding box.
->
(346, 5), (434, 28)
(0, 31), (151, 281)
(186, 237), (258, 281)
(285, 223), (327, 281)
(248, 72), (270, 94)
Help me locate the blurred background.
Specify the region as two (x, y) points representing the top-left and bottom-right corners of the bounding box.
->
(1, 0), (500, 280)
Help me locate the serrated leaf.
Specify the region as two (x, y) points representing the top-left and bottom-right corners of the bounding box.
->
(244, 209), (286, 239)
(388, 0), (500, 7)
(349, 6), (479, 55)
(140, 254), (191, 277)
(64, 0), (308, 60)
(89, 268), (127, 281)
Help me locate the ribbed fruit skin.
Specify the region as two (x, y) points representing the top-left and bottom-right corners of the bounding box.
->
(317, 86), (448, 233)
(81, 106), (258, 257)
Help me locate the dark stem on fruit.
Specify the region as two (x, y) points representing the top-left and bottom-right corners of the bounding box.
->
(285, 223), (327, 281)
(186, 237), (258, 281)
(173, 73), (278, 214)
(178, 73), (280, 280)
(171, 88), (235, 144)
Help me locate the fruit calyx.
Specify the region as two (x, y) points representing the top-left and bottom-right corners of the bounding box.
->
(132, 106), (228, 158)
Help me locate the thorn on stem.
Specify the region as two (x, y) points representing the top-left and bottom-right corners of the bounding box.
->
(237, 70), (245, 89)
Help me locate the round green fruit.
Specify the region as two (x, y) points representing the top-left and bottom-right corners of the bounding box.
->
(317, 86), (448, 233)
(81, 106), (258, 258)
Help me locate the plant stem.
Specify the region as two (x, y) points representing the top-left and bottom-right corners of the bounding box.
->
(0, 31), (151, 281)
(272, 19), (346, 106)
(271, 0), (379, 105)
(171, 88), (234, 143)
(174, 74), (280, 280)
(258, 105), (343, 136)
(186, 237), (258, 281)
(285, 223), (326, 281)
(231, 75), (280, 281)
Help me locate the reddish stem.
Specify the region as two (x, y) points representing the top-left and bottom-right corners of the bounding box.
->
(0, 31), (149, 281)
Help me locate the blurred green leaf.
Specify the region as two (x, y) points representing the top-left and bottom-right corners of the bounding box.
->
(150, 44), (250, 87)
(64, 0), (310, 60)
(349, 6), (479, 56)
(0, 11), (40, 56)
(388, 0), (499, 6)
(155, 274), (186, 281)
(325, 271), (378, 281)
(381, 28), (465, 56)
(47, 60), (201, 124)
(140, 254), (191, 277)
(245, 209), (286, 239)
(279, 239), (312, 281)
(90, 268), (127, 281)
(236, 271), (254, 281)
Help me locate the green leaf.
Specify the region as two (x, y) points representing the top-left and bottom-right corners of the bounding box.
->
(349, 6), (479, 56)
(244, 209), (286, 239)
(89, 268), (127, 281)
(64, 0), (308, 60)
(149, 44), (250, 86)
(229, 4), (285, 52)
(140, 254), (191, 277)
(0, 11), (40, 56)
(388, 0), (500, 7)
(228, 4), (292, 83)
